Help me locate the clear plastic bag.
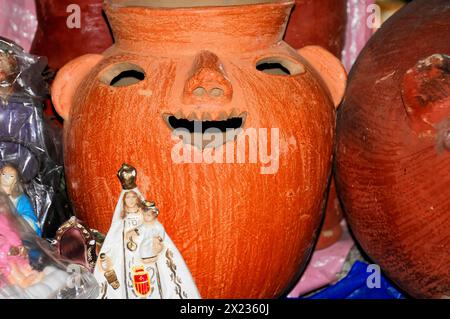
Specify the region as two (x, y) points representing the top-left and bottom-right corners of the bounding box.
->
(0, 36), (72, 237)
(0, 192), (99, 299)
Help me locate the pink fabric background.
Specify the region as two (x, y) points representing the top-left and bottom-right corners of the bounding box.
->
(0, 0), (37, 51)
(288, 222), (354, 298)
(342, 0), (377, 71)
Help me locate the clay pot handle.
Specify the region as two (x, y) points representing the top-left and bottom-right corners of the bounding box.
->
(297, 46), (347, 108)
(51, 54), (104, 121)
(401, 54), (450, 132)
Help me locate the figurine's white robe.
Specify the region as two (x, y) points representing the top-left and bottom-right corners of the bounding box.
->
(94, 188), (200, 299)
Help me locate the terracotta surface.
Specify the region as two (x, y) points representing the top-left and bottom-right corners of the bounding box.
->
(284, 0), (347, 58)
(284, 0), (347, 250)
(335, 0), (450, 299)
(30, 0), (113, 71)
(52, 0), (346, 298)
(298, 45), (346, 250)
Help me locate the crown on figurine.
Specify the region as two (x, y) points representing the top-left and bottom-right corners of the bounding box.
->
(117, 163), (137, 190)
(142, 200), (159, 217)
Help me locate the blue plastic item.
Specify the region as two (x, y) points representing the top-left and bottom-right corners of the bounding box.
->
(305, 261), (406, 299)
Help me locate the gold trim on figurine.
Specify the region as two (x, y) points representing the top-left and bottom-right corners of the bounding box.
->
(126, 235), (138, 252)
(99, 253), (120, 290)
(7, 245), (28, 258)
(166, 249), (188, 299)
(125, 228), (139, 244)
(104, 270), (120, 290)
(55, 216), (97, 270)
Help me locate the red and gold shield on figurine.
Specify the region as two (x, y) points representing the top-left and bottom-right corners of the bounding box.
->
(132, 266), (151, 298)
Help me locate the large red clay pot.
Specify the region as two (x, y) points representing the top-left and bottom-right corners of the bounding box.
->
(30, 0), (113, 71)
(51, 0), (346, 298)
(335, 0), (450, 299)
(284, 0), (347, 58)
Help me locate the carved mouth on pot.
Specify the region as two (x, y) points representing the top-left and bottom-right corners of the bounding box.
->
(163, 110), (247, 148)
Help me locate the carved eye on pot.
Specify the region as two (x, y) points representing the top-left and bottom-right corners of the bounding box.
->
(100, 62), (146, 87)
(256, 56), (305, 76)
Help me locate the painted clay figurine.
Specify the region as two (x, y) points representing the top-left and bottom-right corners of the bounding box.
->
(0, 195), (70, 299)
(0, 164), (41, 236)
(0, 214), (44, 289)
(0, 37), (65, 238)
(0, 47), (18, 100)
(94, 164), (200, 299)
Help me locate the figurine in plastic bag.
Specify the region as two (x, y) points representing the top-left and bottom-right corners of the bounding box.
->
(0, 163), (41, 235)
(94, 164), (200, 299)
(0, 193), (99, 299)
(0, 47), (18, 99)
(0, 36), (47, 104)
(0, 36), (71, 238)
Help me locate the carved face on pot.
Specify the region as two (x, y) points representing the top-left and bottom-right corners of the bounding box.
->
(52, 0), (346, 298)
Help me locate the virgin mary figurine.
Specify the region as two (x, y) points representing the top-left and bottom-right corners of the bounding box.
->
(94, 164), (200, 299)
(0, 164), (41, 236)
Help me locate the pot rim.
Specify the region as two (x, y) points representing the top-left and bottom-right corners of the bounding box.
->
(105, 0), (294, 11)
(103, 0), (295, 55)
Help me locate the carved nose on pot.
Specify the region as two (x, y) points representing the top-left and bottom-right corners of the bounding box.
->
(183, 50), (233, 105)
